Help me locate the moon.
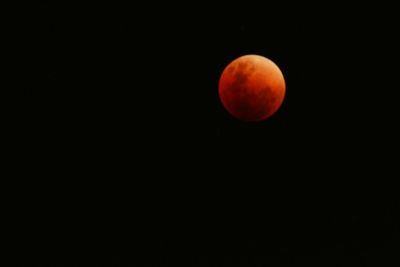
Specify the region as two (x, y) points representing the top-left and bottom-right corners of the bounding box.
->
(219, 54), (286, 122)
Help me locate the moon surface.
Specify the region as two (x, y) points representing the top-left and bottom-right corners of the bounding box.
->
(219, 54), (286, 122)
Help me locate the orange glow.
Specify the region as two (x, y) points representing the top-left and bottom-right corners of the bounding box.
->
(219, 55), (285, 121)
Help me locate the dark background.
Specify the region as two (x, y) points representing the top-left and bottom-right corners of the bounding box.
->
(14, 2), (399, 266)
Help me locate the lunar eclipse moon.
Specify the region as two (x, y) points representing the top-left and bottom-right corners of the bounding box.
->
(219, 55), (286, 122)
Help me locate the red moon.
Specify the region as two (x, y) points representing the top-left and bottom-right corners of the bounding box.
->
(219, 54), (286, 122)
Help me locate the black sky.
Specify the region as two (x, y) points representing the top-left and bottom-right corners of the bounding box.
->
(15, 2), (400, 266)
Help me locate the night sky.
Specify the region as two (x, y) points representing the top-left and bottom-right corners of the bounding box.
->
(15, 2), (399, 266)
